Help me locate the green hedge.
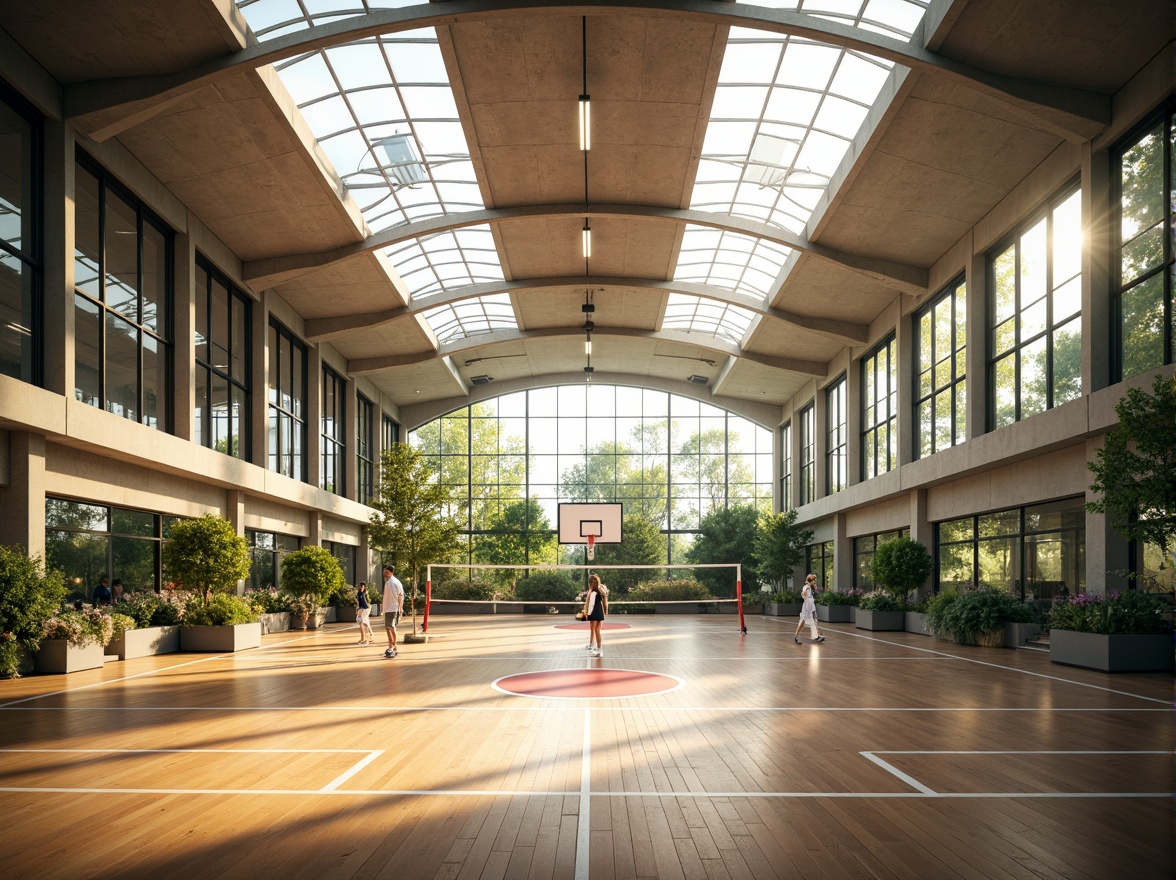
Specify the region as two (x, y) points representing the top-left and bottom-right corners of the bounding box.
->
(513, 571), (580, 602)
(431, 579), (500, 601)
(626, 579), (711, 602)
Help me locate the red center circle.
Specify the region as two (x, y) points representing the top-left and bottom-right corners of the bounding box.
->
(493, 668), (683, 699)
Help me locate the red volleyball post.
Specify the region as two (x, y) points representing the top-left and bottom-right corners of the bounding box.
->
(736, 573), (746, 634)
(422, 579), (431, 632)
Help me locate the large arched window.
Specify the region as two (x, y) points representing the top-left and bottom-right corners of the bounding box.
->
(409, 385), (773, 565)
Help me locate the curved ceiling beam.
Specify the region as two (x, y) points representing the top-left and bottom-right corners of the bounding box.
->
(66, 0), (1108, 144)
(347, 326), (827, 377)
(305, 275), (868, 345)
(398, 370), (784, 431)
(246, 203), (928, 295)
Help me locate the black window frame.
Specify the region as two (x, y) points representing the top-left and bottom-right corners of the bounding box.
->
(861, 335), (897, 480)
(194, 255), (252, 461)
(914, 275), (967, 459)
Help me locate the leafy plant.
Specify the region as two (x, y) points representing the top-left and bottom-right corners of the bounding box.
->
(1087, 373), (1176, 560)
(741, 590), (769, 608)
(246, 588), (288, 614)
(870, 538), (933, 602)
(0, 546), (67, 678)
(754, 510), (812, 591)
(1048, 590), (1172, 635)
(815, 589), (858, 606)
(329, 585), (359, 608)
(368, 443), (463, 636)
(181, 593), (257, 627)
(685, 505), (761, 596)
(925, 588), (1032, 644)
(514, 571), (580, 602)
(857, 590), (905, 612)
(431, 579), (500, 601)
(280, 545), (345, 609)
(765, 590), (803, 604)
(627, 579), (711, 602)
(108, 613), (136, 641)
(162, 515), (251, 607)
(42, 609), (113, 648)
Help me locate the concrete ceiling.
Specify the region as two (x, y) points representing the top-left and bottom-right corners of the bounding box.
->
(2, 0), (1166, 424)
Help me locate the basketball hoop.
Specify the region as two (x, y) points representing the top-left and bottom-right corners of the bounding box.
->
(586, 534), (595, 560)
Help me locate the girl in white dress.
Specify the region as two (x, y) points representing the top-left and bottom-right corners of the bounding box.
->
(794, 573), (826, 643)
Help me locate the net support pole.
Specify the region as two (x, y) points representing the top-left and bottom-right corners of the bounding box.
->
(737, 574), (746, 634)
(423, 566), (432, 633)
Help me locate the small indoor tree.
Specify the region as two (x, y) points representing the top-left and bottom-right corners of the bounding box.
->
(753, 509), (813, 592)
(368, 443), (462, 638)
(280, 545), (345, 613)
(1087, 372), (1176, 585)
(870, 537), (933, 603)
(685, 504), (761, 597)
(0, 546), (67, 678)
(162, 514), (251, 607)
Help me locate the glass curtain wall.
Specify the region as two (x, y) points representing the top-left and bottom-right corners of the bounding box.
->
(321, 365), (346, 494)
(357, 394), (374, 504)
(779, 421), (792, 511)
(409, 386), (773, 565)
(805, 540), (835, 590)
(936, 497), (1086, 610)
(861, 336), (897, 479)
(1114, 104), (1175, 379)
(798, 403), (815, 505)
(73, 153), (173, 430)
(826, 376), (847, 493)
(246, 530), (300, 592)
(0, 82), (41, 385)
(853, 528), (910, 590)
(268, 319), (306, 480)
(194, 256), (250, 459)
(915, 276), (967, 458)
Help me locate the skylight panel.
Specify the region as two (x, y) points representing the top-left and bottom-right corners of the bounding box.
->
(664, 294), (755, 345)
(386, 225), (505, 299)
(423, 294), (516, 343)
(674, 226), (790, 299)
(693, 2), (928, 237)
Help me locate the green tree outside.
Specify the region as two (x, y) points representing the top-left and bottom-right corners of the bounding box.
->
(685, 504), (761, 597)
(753, 510), (812, 592)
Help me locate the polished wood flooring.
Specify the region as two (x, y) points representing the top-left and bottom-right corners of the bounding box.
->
(0, 614), (1171, 880)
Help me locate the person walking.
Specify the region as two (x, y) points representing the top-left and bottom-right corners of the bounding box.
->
(382, 566), (405, 658)
(585, 574), (608, 657)
(355, 581), (373, 645)
(794, 573), (826, 643)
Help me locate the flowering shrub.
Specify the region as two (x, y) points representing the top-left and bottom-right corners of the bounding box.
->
(857, 590), (905, 612)
(246, 588), (288, 614)
(0, 547), (67, 678)
(181, 592), (257, 627)
(925, 588), (1032, 644)
(108, 613), (136, 641)
(121, 590), (188, 627)
(1048, 590), (1172, 635)
(42, 609), (113, 648)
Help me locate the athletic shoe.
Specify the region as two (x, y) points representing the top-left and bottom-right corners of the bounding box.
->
(384, 648), (394, 658)
(816, 636), (826, 642)
(794, 636), (801, 643)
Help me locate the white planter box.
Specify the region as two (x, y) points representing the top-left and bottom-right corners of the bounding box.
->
(35, 640), (105, 674)
(106, 625), (180, 660)
(856, 610), (905, 631)
(180, 623), (262, 653)
(1050, 630), (1174, 672)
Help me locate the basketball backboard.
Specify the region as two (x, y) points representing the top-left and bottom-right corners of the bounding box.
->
(557, 502), (623, 544)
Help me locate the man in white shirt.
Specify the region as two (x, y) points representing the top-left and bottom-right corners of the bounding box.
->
(382, 565), (405, 658)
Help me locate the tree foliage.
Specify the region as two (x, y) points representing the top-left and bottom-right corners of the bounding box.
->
(161, 515), (251, 607)
(279, 545), (345, 607)
(591, 513), (666, 593)
(368, 443), (463, 633)
(474, 497), (556, 590)
(0, 546), (68, 678)
(684, 504), (760, 596)
(870, 537), (934, 601)
(1087, 373), (1176, 556)
(753, 510), (812, 591)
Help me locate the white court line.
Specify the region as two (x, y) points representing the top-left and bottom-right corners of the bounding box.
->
(758, 616), (1170, 705)
(320, 750), (384, 792)
(859, 752), (936, 794)
(575, 708), (591, 880)
(1, 704), (1164, 713)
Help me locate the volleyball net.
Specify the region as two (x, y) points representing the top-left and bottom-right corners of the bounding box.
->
(422, 562), (748, 634)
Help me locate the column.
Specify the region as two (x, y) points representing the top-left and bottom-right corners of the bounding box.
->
(0, 432), (47, 556)
(172, 232), (196, 442)
(42, 120), (74, 398)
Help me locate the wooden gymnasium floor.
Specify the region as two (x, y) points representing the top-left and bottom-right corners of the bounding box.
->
(0, 613), (1171, 880)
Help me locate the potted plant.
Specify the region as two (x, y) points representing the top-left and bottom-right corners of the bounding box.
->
(925, 587), (1033, 646)
(855, 590), (906, 631)
(36, 608), (113, 674)
(740, 589), (767, 615)
(101, 612), (139, 660)
(815, 588), (857, 622)
(1048, 590), (1173, 672)
(765, 589), (803, 616)
(280, 545), (345, 629)
(330, 585), (360, 622)
(248, 588), (291, 634)
(179, 593), (260, 651)
(110, 591), (183, 658)
(870, 538), (933, 633)
(0, 546), (67, 678)
(904, 593), (932, 636)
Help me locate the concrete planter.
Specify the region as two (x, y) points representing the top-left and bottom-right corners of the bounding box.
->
(307, 609), (328, 629)
(817, 604), (853, 623)
(904, 612), (930, 636)
(322, 606), (337, 624)
(259, 612), (290, 635)
(334, 607), (358, 622)
(106, 625), (179, 660)
(35, 640), (105, 674)
(742, 602), (765, 615)
(856, 610), (905, 631)
(1049, 630), (1174, 672)
(1004, 622), (1042, 648)
(180, 623), (262, 653)
(766, 603), (801, 617)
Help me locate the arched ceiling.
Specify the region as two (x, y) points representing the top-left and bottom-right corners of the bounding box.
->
(4, 0), (1163, 411)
